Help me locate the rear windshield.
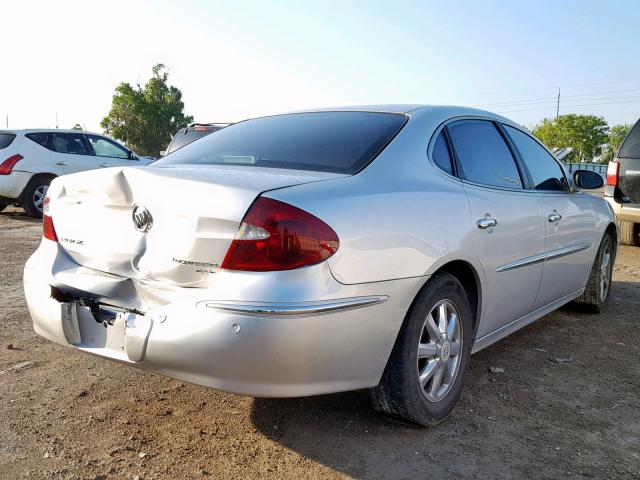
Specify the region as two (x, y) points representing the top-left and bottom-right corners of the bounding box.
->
(154, 112), (408, 174)
(166, 128), (219, 155)
(0, 133), (16, 150)
(618, 119), (640, 159)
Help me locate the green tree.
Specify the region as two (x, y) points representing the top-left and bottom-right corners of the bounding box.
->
(532, 114), (609, 162)
(600, 123), (632, 164)
(101, 64), (193, 157)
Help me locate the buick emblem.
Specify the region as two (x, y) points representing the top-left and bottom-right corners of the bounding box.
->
(132, 205), (153, 232)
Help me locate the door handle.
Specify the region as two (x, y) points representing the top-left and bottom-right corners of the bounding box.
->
(98, 163), (110, 168)
(55, 161), (68, 166)
(477, 218), (498, 229)
(547, 212), (562, 223)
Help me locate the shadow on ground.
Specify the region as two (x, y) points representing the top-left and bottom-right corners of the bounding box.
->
(250, 279), (640, 479)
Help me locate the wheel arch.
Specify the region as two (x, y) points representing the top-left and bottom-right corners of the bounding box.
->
(20, 172), (57, 199)
(436, 260), (482, 340)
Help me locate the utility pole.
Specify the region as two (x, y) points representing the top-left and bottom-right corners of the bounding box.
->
(556, 87), (560, 121)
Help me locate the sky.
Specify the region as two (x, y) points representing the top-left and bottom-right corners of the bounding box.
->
(1, 0), (639, 132)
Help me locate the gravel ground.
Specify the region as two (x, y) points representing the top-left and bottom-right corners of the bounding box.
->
(1, 205), (639, 480)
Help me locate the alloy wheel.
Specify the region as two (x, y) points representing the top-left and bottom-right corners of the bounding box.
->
(417, 299), (463, 402)
(600, 244), (611, 302)
(33, 185), (49, 213)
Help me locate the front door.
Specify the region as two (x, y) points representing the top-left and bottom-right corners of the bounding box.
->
(500, 124), (597, 308)
(85, 134), (140, 168)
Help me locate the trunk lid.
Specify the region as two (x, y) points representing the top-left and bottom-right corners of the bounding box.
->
(48, 165), (345, 287)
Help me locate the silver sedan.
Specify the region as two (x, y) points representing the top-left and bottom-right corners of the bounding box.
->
(24, 105), (617, 426)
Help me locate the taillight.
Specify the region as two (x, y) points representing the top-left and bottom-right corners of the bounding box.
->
(606, 161), (619, 186)
(42, 197), (58, 242)
(221, 197), (339, 271)
(0, 154), (23, 175)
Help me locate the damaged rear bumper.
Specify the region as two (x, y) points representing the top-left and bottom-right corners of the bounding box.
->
(24, 240), (423, 397)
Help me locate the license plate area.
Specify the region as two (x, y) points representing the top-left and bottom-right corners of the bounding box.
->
(73, 302), (152, 362)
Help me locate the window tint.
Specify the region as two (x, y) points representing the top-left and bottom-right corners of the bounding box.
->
(53, 133), (91, 155)
(448, 120), (522, 189)
(87, 134), (129, 159)
(155, 112), (407, 174)
(0, 133), (16, 150)
(432, 131), (453, 175)
(504, 125), (567, 191)
(26, 132), (52, 149)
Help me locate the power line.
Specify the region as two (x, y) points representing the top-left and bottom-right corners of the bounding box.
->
(493, 97), (640, 114)
(470, 88), (640, 109)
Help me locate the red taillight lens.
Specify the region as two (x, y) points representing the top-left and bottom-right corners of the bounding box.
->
(42, 197), (58, 242)
(0, 154), (23, 175)
(606, 161), (619, 186)
(221, 197), (339, 271)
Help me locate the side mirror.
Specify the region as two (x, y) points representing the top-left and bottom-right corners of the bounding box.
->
(128, 150), (138, 160)
(573, 169), (604, 190)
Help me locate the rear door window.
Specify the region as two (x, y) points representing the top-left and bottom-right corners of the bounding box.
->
(155, 112), (408, 174)
(504, 125), (568, 191)
(53, 133), (92, 155)
(0, 133), (16, 150)
(448, 120), (523, 189)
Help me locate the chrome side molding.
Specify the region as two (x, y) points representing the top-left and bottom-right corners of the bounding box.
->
(496, 242), (592, 273)
(204, 295), (389, 316)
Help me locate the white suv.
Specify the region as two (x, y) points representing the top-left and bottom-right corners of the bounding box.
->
(0, 130), (154, 216)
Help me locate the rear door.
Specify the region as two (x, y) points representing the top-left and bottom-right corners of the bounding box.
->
(51, 132), (98, 174)
(503, 125), (596, 307)
(447, 119), (546, 338)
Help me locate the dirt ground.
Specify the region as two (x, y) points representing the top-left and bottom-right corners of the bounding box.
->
(1, 205), (639, 480)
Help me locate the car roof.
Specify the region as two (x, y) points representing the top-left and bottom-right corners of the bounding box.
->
(0, 129), (105, 136)
(279, 104), (518, 124)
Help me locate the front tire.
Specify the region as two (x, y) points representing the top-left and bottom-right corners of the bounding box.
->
(574, 232), (615, 313)
(370, 272), (473, 426)
(0, 200), (6, 212)
(22, 177), (52, 217)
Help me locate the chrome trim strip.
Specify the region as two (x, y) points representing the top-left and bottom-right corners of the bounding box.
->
(496, 242), (592, 273)
(545, 242), (592, 261)
(495, 253), (546, 273)
(204, 295), (389, 316)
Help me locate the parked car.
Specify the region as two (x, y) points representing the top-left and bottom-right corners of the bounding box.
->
(24, 106), (616, 426)
(162, 123), (230, 156)
(0, 129), (154, 216)
(605, 118), (640, 245)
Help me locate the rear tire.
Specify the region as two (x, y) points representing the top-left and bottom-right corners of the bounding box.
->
(0, 200), (6, 212)
(22, 176), (53, 218)
(370, 272), (473, 426)
(573, 233), (615, 313)
(619, 220), (640, 246)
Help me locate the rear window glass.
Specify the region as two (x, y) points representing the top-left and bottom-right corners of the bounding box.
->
(0, 133), (16, 150)
(155, 112), (408, 174)
(618, 119), (640, 158)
